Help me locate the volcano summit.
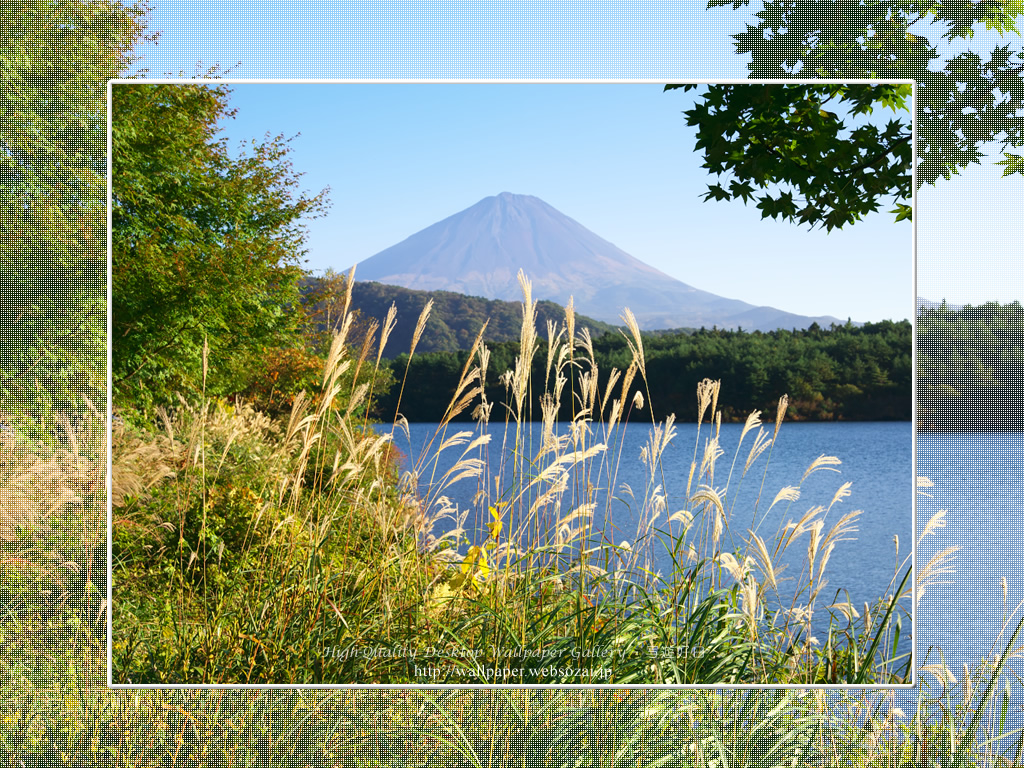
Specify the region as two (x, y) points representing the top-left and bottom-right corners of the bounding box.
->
(352, 192), (843, 331)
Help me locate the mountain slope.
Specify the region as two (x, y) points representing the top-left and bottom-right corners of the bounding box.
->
(353, 192), (845, 331)
(347, 280), (622, 358)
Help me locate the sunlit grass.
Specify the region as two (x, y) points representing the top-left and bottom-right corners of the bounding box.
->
(100, 269), (918, 685)
(2, 271), (1023, 764)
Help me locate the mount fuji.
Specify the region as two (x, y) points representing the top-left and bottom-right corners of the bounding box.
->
(351, 192), (844, 332)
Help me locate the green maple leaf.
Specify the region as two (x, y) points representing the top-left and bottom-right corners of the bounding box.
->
(994, 153), (1024, 177)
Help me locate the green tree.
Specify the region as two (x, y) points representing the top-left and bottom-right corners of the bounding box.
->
(297, 269), (381, 356)
(237, 269), (396, 418)
(1, 0), (150, 422)
(672, 0), (1024, 229)
(111, 81), (330, 414)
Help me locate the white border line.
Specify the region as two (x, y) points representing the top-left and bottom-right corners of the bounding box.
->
(106, 77), (918, 691)
(911, 75), (919, 696)
(107, 80), (115, 687)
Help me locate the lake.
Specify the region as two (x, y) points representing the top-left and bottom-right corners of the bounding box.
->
(378, 419), (916, 662)
(913, 433), (1024, 705)
(885, 431), (1024, 748)
(372, 420), (1024, 733)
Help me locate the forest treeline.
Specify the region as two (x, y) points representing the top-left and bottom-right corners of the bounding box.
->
(375, 300), (1024, 431)
(918, 300), (1024, 431)
(379, 318), (913, 424)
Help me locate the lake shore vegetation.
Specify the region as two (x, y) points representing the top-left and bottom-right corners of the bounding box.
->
(379, 314), (912, 423)
(3, 272), (1022, 764)
(104, 271), (923, 685)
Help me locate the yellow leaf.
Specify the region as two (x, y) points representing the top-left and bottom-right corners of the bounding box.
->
(460, 547), (480, 575)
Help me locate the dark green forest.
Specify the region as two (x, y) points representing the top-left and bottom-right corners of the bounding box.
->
(379, 318), (913, 424)
(918, 301), (1024, 431)
(375, 299), (1024, 431)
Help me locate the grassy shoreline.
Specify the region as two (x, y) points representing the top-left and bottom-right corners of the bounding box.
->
(106, 273), (919, 685)
(1, 273), (1022, 763)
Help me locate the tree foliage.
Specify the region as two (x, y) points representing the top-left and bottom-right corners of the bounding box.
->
(918, 300), (1024, 431)
(380, 320), (912, 424)
(111, 81), (330, 412)
(236, 269), (397, 419)
(297, 269), (380, 357)
(666, 83), (913, 231)
(676, 0), (1024, 229)
(1, 0), (150, 421)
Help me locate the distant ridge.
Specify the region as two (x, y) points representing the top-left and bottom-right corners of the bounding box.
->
(351, 192), (846, 332)
(917, 297), (965, 313)
(298, 276), (624, 359)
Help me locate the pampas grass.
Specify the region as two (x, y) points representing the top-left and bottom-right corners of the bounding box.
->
(105, 268), (920, 686)
(6, 270), (1024, 765)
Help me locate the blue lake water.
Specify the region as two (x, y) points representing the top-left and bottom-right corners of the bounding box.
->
(377, 420), (1024, 737)
(915, 432), (1024, 666)
(379, 419), (916, 661)
(911, 432), (1024, 738)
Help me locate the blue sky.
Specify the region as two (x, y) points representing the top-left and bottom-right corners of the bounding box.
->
(120, 3), (1024, 324)
(202, 82), (913, 324)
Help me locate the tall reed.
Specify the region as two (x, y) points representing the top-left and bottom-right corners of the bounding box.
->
(5, 267), (1022, 760)
(110, 268), (915, 685)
